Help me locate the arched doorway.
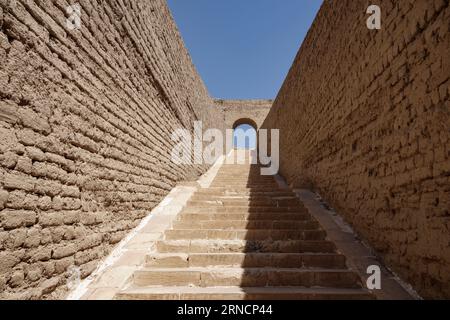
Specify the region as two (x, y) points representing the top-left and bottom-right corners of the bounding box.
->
(232, 118), (257, 150)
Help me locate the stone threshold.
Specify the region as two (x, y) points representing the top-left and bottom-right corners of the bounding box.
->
(66, 157), (225, 300)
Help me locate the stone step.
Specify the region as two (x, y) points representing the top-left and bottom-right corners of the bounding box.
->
(195, 190), (295, 197)
(164, 229), (327, 241)
(212, 178), (275, 180)
(108, 158), (377, 301)
(172, 220), (320, 230)
(146, 253), (347, 269)
(131, 268), (363, 288)
(211, 179), (277, 182)
(192, 194), (296, 199)
(205, 187), (285, 192)
(186, 199), (301, 207)
(182, 206), (308, 214)
(212, 181), (277, 184)
(115, 286), (374, 300)
(190, 195), (298, 201)
(178, 213), (311, 222)
(156, 240), (337, 254)
(214, 171), (271, 174)
(208, 187), (282, 191)
(211, 182), (277, 186)
(213, 182), (267, 185)
(214, 172), (274, 175)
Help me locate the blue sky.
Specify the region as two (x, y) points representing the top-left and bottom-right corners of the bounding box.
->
(167, 0), (323, 99)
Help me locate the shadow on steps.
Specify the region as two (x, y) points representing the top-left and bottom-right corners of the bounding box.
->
(115, 151), (374, 300)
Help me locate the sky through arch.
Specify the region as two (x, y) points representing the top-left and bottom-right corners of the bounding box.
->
(234, 124), (257, 149)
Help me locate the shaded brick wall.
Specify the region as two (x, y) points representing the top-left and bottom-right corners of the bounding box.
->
(0, 0), (222, 299)
(262, 0), (449, 299)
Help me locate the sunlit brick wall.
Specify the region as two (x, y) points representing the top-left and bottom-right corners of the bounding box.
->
(262, 0), (449, 299)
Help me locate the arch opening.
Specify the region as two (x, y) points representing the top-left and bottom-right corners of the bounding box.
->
(232, 119), (257, 150)
(232, 118), (258, 130)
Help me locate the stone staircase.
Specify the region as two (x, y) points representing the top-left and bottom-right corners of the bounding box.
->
(115, 163), (373, 300)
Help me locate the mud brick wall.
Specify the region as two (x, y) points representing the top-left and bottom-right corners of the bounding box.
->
(0, 0), (221, 299)
(215, 99), (273, 130)
(262, 0), (449, 299)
